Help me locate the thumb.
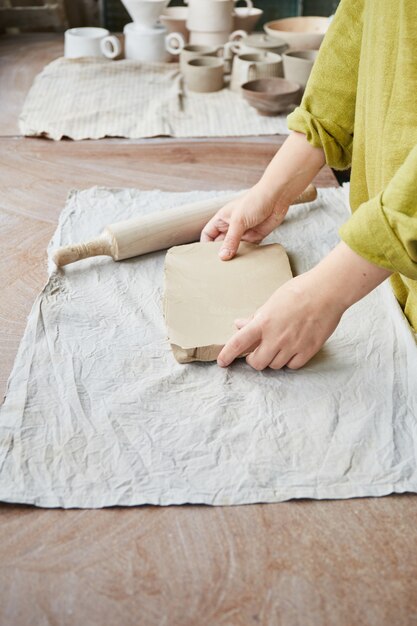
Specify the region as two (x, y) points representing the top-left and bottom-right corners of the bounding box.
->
(219, 218), (245, 260)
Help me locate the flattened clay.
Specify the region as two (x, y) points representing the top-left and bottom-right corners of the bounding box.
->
(164, 241), (293, 363)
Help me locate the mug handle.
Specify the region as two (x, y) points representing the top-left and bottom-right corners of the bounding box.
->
(100, 35), (121, 60)
(166, 32), (185, 56)
(229, 29), (247, 43)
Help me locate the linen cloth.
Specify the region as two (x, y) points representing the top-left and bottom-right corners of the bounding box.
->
(0, 186), (416, 508)
(19, 57), (289, 141)
(288, 0), (417, 329)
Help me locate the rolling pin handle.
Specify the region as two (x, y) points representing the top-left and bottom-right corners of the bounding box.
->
(52, 235), (113, 267)
(293, 184), (317, 205)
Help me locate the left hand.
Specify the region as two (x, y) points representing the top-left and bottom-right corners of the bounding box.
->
(217, 270), (346, 370)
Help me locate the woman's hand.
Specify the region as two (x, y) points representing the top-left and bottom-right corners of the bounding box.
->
(217, 271), (344, 370)
(200, 184), (290, 260)
(200, 132), (326, 260)
(217, 242), (392, 370)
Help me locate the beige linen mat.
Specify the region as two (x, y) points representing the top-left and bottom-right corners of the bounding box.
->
(0, 186), (416, 508)
(19, 57), (290, 140)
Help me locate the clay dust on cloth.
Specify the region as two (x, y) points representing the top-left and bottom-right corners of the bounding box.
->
(0, 186), (416, 508)
(19, 57), (290, 140)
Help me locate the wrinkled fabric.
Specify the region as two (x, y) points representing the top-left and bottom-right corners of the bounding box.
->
(19, 57), (289, 141)
(0, 186), (416, 509)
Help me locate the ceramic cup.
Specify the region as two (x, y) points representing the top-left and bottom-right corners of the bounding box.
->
(64, 27), (121, 59)
(232, 32), (288, 56)
(233, 6), (263, 33)
(230, 51), (283, 91)
(124, 22), (185, 63)
(282, 49), (319, 89)
(160, 6), (189, 42)
(121, 0), (170, 27)
(177, 40), (237, 73)
(184, 56), (225, 92)
(189, 28), (246, 47)
(186, 0), (252, 34)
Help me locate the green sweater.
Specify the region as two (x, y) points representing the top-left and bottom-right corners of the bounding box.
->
(287, 0), (417, 329)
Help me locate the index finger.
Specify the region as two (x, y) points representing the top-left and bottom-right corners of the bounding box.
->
(217, 322), (262, 367)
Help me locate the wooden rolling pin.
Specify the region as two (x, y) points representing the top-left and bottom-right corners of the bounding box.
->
(53, 185), (317, 267)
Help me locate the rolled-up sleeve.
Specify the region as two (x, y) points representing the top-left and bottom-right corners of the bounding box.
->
(339, 145), (417, 279)
(287, 0), (364, 170)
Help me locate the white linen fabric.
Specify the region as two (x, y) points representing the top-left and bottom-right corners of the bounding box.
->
(0, 186), (416, 508)
(19, 57), (290, 140)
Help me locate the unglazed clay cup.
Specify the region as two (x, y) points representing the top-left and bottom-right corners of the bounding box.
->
(233, 6), (263, 33)
(282, 49), (319, 89)
(264, 16), (329, 50)
(241, 77), (301, 116)
(184, 56), (225, 92)
(230, 51), (283, 92)
(179, 44), (219, 72)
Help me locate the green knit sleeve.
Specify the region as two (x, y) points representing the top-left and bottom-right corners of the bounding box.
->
(339, 145), (417, 279)
(287, 0), (364, 170)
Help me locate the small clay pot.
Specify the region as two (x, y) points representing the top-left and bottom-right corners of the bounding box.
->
(184, 56), (225, 93)
(241, 77), (301, 116)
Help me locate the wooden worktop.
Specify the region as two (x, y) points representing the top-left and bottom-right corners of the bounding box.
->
(0, 33), (415, 626)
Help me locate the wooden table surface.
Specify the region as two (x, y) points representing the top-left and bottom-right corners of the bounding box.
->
(0, 33), (416, 626)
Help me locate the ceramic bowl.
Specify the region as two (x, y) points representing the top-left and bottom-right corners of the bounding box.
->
(160, 6), (189, 42)
(282, 49), (319, 89)
(233, 7), (263, 33)
(241, 77), (301, 116)
(264, 17), (329, 50)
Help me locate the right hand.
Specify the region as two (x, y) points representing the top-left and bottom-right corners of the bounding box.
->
(200, 184), (290, 260)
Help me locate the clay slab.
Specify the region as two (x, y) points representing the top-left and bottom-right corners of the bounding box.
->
(164, 241), (293, 363)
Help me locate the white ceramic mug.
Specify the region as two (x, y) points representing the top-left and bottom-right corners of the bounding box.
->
(230, 51), (283, 91)
(64, 27), (121, 59)
(124, 22), (185, 62)
(186, 0), (253, 33)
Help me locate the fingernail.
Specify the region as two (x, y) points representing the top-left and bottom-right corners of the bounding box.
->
(219, 248), (231, 259)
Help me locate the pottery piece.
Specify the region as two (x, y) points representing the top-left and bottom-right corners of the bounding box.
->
(282, 49), (318, 89)
(264, 16), (329, 50)
(64, 27), (121, 59)
(232, 32), (288, 56)
(184, 56), (225, 92)
(230, 51), (283, 92)
(124, 22), (185, 62)
(189, 28), (245, 47)
(186, 0), (252, 34)
(178, 44), (219, 72)
(160, 6), (189, 42)
(233, 6), (263, 33)
(121, 0), (170, 27)
(177, 38), (237, 73)
(241, 77), (301, 116)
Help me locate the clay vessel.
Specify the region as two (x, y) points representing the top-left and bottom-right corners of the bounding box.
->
(264, 16), (329, 50)
(282, 49), (318, 89)
(241, 77), (301, 116)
